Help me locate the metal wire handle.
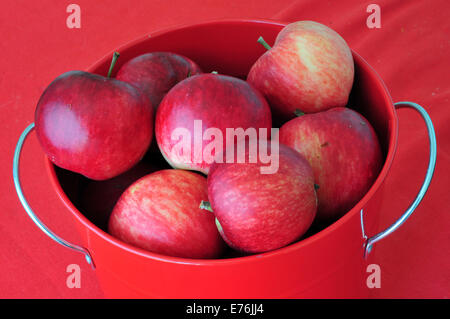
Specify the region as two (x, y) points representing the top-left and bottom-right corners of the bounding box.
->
(363, 101), (437, 258)
(13, 123), (95, 269)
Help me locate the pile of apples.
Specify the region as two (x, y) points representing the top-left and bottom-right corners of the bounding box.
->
(34, 21), (382, 259)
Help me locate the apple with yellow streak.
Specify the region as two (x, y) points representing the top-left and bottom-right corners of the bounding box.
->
(247, 21), (354, 122)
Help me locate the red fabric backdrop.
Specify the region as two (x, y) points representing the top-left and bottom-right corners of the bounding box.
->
(0, 0), (448, 298)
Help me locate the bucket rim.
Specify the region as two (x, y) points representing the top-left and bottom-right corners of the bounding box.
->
(45, 18), (399, 266)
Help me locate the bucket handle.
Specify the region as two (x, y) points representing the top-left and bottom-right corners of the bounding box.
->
(13, 123), (95, 269)
(362, 101), (437, 258)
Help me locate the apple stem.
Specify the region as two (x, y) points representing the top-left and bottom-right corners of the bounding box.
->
(294, 109), (305, 117)
(257, 36), (272, 50)
(107, 52), (120, 78)
(314, 184), (320, 190)
(211, 71), (218, 74)
(199, 200), (214, 213)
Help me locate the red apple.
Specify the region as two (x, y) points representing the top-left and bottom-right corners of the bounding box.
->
(108, 169), (225, 259)
(155, 73), (272, 174)
(278, 107), (383, 222)
(116, 52), (202, 154)
(247, 21), (354, 122)
(206, 142), (317, 253)
(116, 52), (202, 109)
(35, 57), (154, 180)
(79, 160), (159, 231)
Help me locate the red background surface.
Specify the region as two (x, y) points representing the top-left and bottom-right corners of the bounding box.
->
(1, 0), (449, 298)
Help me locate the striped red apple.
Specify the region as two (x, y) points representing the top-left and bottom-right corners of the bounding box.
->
(247, 21), (354, 123)
(204, 142), (317, 253)
(155, 73), (272, 174)
(108, 169), (225, 259)
(278, 107), (383, 222)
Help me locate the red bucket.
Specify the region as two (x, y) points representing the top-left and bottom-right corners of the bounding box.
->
(13, 19), (436, 298)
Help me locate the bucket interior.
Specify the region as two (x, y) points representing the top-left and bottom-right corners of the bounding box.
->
(52, 20), (396, 260)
